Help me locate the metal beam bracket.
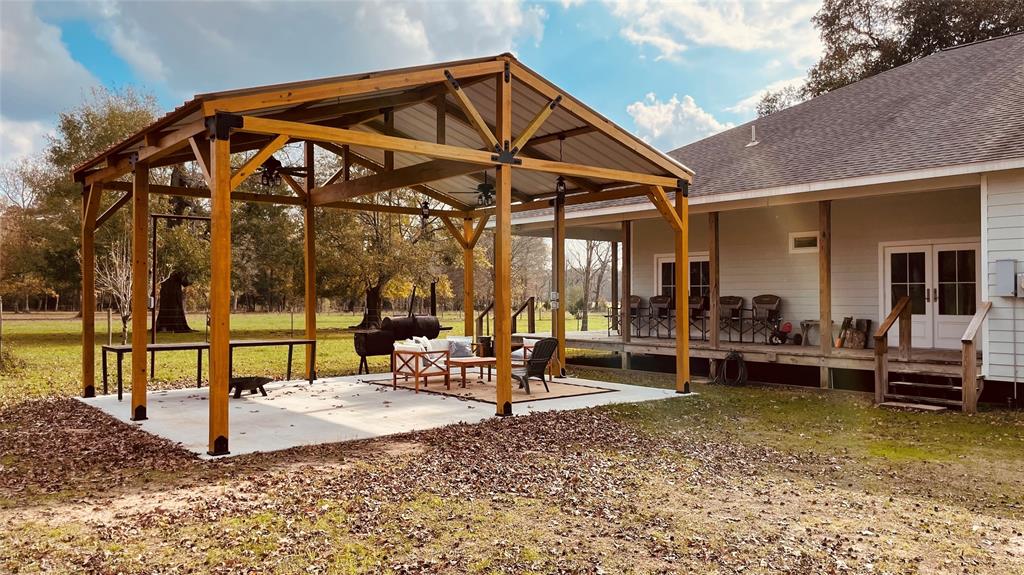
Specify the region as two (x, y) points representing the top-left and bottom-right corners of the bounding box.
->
(679, 180), (690, 197)
(503, 61), (511, 83)
(443, 70), (460, 89)
(491, 141), (522, 165)
(127, 152), (139, 170)
(206, 112), (244, 140)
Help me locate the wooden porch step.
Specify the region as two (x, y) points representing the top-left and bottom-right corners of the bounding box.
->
(884, 393), (963, 407)
(889, 381), (962, 392)
(879, 401), (948, 412)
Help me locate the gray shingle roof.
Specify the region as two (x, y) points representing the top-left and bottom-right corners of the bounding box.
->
(538, 32), (1024, 220)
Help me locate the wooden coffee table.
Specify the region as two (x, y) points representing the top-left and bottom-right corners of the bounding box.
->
(447, 356), (496, 387)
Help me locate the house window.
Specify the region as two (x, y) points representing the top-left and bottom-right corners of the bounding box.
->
(657, 257), (710, 304)
(789, 231), (819, 254)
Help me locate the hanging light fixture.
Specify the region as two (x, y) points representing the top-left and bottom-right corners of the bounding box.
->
(420, 200), (430, 230)
(259, 156), (283, 188)
(475, 171), (495, 206)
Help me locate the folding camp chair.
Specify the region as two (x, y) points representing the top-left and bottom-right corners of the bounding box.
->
(648, 295), (673, 338)
(751, 294), (782, 343)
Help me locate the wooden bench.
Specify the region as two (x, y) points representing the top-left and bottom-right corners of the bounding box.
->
(101, 338), (316, 400)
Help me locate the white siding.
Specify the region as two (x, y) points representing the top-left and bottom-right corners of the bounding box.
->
(631, 188), (979, 345)
(982, 170), (1024, 382)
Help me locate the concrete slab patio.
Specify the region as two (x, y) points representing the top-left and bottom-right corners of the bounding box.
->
(79, 373), (682, 458)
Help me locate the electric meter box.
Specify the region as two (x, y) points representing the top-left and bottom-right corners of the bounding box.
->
(993, 259), (1017, 296)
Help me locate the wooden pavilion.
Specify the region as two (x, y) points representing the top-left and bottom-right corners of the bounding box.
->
(73, 54), (693, 455)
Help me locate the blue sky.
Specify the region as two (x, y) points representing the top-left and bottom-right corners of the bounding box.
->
(0, 0), (822, 162)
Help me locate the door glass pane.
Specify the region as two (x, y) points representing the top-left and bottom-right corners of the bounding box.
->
(690, 262), (700, 286)
(938, 251), (957, 282)
(892, 284), (908, 304)
(908, 252), (926, 283)
(939, 283), (957, 315)
(957, 250), (975, 282)
(891, 253), (908, 283)
(908, 284), (926, 315)
(959, 283), (976, 316)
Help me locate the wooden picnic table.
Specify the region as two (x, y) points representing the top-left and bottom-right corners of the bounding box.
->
(101, 338), (316, 400)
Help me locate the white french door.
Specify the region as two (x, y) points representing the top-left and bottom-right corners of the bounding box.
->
(881, 242), (980, 350)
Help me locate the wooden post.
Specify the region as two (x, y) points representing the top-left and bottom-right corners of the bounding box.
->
(463, 218), (475, 337)
(208, 135), (232, 456)
(130, 167), (149, 420)
(962, 339), (977, 414)
(708, 212), (720, 378)
(493, 68), (513, 416)
(874, 334), (888, 404)
(303, 141), (317, 379)
(553, 191), (567, 376)
(81, 182), (102, 397)
(383, 108), (394, 172)
(675, 188), (690, 393)
(898, 305), (911, 361)
(620, 221), (632, 369)
(610, 241), (619, 332)
(818, 200), (832, 388)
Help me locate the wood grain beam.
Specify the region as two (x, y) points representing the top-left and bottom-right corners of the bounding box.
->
(312, 159), (481, 206)
(444, 69), (499, 151)
(230, 134), (289, 191)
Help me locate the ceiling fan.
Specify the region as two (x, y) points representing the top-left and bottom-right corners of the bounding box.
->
(259, 156), (307, 187)
(473, 171), (495, 206)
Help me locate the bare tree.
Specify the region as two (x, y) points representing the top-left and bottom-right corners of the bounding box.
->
(95, 234), (134, 344)
(569, 240), (611, 331)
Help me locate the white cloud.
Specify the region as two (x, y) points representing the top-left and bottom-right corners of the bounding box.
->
(609, 0), (822, 66)
(64, 0), (547, 98)
(726, 75), (806, 117)
(626, 92), (733, 150)
(0, 2), (98, 120)
(0, 117), (51, 162)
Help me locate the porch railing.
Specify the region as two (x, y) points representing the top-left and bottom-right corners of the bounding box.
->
(512, 297), (536, 335)
(960, 300), (991, 414)
(873, 296), (911, 404)
(475, 298), (537, 338)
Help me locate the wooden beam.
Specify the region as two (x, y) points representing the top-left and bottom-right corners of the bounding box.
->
(312, 159), (481, 206)
(279, 172), (306, 198)
(105, 180), (305, 206)
(326, 201), (466, 217)
(444, 69), (499, 151)
(468, 214), (489, 248)
(819, 200), (832, 388)
(511, 96), (561, 154)
(519, 156), (683, 189)
(383, 108), (395, 172)
(304, 142), (317, 380)
(674, 188), (690, 394)
(647, 186), (683, 232)
(463, 217), (474, 337)
(509, 60), (693, 182)
(314, 141), (474, 210)
(239, 115), (496, 167)
(494, 69), (513, 416)
(553, 192), (567, 376)
(81, 182), (103, 397)
(189, 136), (212, 186)
(202, 59), (505, 114)
(441, 217), (469, 250)
(84, 121), (207, 186)
(230, 134), (289, 191)
(95, 191), (132, 228)
(208, 137), (232, 456)
(525, 126), (595, 147)
(130, 167), (149, 420)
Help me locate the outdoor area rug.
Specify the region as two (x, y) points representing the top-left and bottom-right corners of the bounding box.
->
(357, 371), (616, 404)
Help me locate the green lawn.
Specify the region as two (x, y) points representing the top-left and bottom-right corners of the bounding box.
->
(0, 310), (608, 404)
(1, 312), (1022, 573)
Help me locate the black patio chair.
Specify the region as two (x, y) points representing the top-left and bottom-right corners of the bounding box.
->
(629, 295), (646, 337)
(688, 294), (708, 341)
(648, 295), (673, 338)
(719, 296), (745, 342)
(751, 294), (782, 343)
(512, 337), (557, 394)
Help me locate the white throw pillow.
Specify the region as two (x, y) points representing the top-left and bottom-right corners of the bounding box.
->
(448, 336), (474, 358)
(425, 339), (449, 353)
(394, 342), (424, 353)
(412, 336), (430, 348)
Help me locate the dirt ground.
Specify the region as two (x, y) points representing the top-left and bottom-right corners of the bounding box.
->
(1, 372), (1022, 574)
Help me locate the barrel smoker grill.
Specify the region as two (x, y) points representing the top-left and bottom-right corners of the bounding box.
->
(354, 315), (443, 374)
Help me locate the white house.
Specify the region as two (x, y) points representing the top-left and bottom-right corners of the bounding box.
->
(512, 32), (1024, 410)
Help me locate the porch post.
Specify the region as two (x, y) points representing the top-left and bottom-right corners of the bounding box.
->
(620, 220), (631, 369)
(708, 212), (720, 376)
(819, 200), (832, 388)
(463, 218), (475, 337)
(610, 241), (619, 332)
(493, 67), (513, 416)
(130, 166), (149, 420)
(303, 141), (317, 379)
(675, 187), (690, 393)
(553, 191), (567, 376)
(81, 182), (102, 397)
(208, 134), (232, 455)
